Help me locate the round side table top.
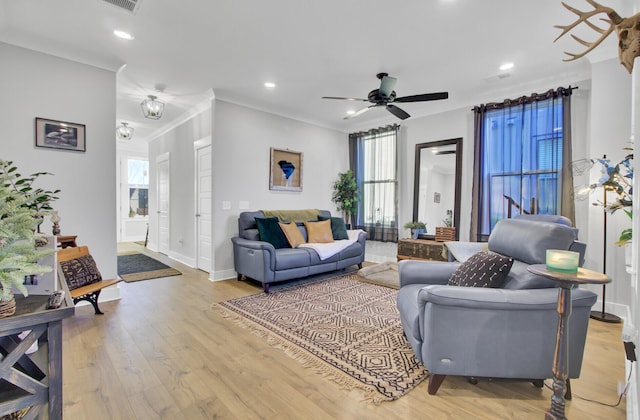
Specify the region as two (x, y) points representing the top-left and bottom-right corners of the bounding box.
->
(528, 264), (611, 286)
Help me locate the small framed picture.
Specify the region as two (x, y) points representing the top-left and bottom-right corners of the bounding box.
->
(35, 117), (86, 152)
(434, 192), (441, 203)
(270, 148), (303, 192)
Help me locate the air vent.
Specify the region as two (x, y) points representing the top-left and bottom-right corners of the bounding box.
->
(101, 0), (142, 14)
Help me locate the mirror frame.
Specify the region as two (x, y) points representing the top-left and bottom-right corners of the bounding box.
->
(412, 138), (463, 240)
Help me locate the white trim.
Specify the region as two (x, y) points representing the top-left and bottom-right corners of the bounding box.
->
(212, 269), (237, 282)
(168, 250), (196, 268)
(193, 136), (211, 150)
(193, 138), (212, 273)
(144, 91), (215, 142)
(156, 153), (170, 255)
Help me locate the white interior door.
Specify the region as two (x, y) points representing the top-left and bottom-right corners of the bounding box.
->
(196, 144), (212, 272)
(157, 154), (170, 255)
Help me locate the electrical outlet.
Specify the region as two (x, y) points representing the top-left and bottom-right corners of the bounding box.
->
(624, 341), (637, 362)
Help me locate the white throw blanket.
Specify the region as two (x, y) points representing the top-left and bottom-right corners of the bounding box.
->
(298, 230), (363, 260)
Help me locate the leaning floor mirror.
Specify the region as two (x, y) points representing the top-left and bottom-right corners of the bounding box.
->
(412, 138), (462, 240)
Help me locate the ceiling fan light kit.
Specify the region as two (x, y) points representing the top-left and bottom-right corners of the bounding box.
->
(141, 95), (165, 119)
(322, 72), (448, 120)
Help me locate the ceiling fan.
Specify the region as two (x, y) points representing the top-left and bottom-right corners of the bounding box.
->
(322, 73), (448, 120)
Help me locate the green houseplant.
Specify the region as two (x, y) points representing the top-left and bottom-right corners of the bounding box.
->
(0, 160), (55, 315)
(332, 170), (359, 225)
(404, 221), (426, 238)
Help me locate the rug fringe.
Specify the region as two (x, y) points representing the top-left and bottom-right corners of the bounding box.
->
(212, 302), (388, 404)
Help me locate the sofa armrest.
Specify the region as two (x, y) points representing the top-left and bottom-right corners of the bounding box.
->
(398, 260), (459, 287)
(231, 236), (277, 271)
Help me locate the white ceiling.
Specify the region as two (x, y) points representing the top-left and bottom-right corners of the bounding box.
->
(0, 0), (633, 145)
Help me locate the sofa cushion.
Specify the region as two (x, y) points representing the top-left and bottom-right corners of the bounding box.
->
(279, 222), (306, 247)
(255, 217), (289, 249)
(317, 216), (349, 240)
(448, 251), (513, 288)
(304, 220), (334, 243)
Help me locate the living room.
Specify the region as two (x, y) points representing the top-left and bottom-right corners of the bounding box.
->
(1, 0), (639, 418)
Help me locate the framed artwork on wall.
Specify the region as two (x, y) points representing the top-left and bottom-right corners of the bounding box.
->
(270, 148), (303, 192)
(35, 117), (86, 152)
(434, 192), (441, 203)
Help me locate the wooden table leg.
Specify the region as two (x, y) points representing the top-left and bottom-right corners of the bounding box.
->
(546, 286), (571, 420)
(47, 320), (63, 420)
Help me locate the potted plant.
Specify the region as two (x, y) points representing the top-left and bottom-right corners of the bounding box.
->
(332, 170), (359, 227)
(404, 221), (426, 239)
(0, 161), (55, 317)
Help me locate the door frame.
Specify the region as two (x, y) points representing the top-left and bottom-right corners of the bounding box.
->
(156, 152), (171, 255)
(193, 136), (212, 273)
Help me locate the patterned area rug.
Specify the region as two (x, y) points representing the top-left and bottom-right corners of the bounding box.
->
(117, 252), (181, 282)
(214, 274), (427, 403)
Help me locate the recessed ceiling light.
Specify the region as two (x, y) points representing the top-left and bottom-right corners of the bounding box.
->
(499, 62), (514, 71)
(113, 30), (134, 40)
(346, 110), (355, 115)
(264, 82), (276, 88)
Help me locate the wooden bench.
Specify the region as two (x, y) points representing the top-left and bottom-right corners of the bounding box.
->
(57, 246), (121, 315)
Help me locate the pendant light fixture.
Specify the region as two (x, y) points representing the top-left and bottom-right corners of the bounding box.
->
(116, 122), (134, 140)
(141, 95), (164, 119)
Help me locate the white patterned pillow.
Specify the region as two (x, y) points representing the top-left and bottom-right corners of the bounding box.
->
(448, 251), (513, 288)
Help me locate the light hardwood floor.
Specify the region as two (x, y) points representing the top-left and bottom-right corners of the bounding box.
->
(62, 243), (627, 419)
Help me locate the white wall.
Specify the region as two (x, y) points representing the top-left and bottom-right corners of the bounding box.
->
(399, 109), (472, 241)
(147, 107), (212, 267)
(582, 58), (633, 316)
(212, 100), (348, 280)
(147, 99), (348, 280)
(0, 42), (117, 279)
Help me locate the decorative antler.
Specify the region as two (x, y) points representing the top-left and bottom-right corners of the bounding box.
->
(554, 0), (623, 61)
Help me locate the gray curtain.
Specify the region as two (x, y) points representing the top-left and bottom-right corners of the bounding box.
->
(470, 87), (575, 241)
(349, 125), (399, 242)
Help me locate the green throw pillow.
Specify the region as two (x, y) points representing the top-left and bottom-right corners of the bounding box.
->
(317, 216), (349, 240)
(255, 217), (290, 249)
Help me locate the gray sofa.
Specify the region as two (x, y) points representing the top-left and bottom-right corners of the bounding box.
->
(231, 210), (367, 292)
(397, 218), (598, 395)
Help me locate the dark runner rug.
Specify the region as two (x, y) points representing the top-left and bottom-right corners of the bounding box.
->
(213, 273), (427, 403)
(117, 252), (181, 282)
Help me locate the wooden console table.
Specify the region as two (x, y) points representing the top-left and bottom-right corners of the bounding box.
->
(0, 290), (74, 419)
(397, 238), (447, 261)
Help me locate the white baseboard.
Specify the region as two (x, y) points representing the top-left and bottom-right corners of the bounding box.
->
(147, 242), (158, 252)
(592, 299), (628, 320)
(168, 251), (196, 268)
(212, 269), (236, 282)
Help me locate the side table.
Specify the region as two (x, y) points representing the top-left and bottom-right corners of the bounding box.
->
(56, 235), (77, 249)
(527, 264), (610, 420)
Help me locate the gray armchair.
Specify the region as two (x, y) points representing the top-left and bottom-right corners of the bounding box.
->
(397, 218), (597, 395)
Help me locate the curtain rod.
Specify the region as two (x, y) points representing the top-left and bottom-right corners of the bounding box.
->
(470, 86), (578, 111)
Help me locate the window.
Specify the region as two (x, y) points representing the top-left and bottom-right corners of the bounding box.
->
(128, 159), (149, 217)
(349, 125), (399, 242)
(472, 88), (573, 240)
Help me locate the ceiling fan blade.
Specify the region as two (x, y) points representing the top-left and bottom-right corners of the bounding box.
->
(344, 105), (376, 120)
(379, 76), (397, 98)
(322, 96), (368, 101)
(386, 105), (410, 120)
(395, 92), (449, 103)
